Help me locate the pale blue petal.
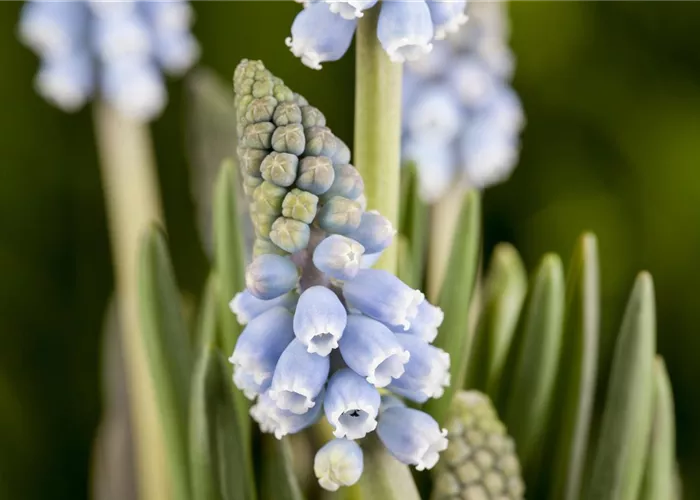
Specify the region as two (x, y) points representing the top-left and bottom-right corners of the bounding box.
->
(294, 286), (348, 356)
(314, 439), (364, 491)
(338, 315), (410, 387)
(377, 1), (434, 63)
(360, 251), (383, 269)
(448, 55), (498, 108)
(388, 334), (450, 403)
(324, 0), (378, 20)
(245, 254), (299, 300)
(229, 290), (298, 325)
(251, 390), (324, 439)
(101, 59), (167, 121)
(392, 298), (444, 343)
(18, 1), (89, 58)
(460, 113), (519, 188)
(324, 368), (381, 439)
(312, 235), (365, 281)
(405, 83), (461, 143)
(405, 40), (451, 78)
(426, 0), (468, 40)
(34, 51), (94, 113)
(347, 211), (395, 255)
(402, 138), (455, 203)
(93, 14), (151, 61)
(153, 31), (200, 75)
(270, 339), (330, 414)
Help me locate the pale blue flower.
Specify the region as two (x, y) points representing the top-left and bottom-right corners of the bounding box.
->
(270, 339), (330, 414)
(339, 315), (410, 387)
(360, 251), (383, 269)
(229, 290), (298, 325)
(460, 112), (519, 188)
(404, 83), (461, 143)
(293, 286), (348, 356)
(101, 60), (167, 122)
(398, 298), (444, 343)
(324, 0), (379, 20)
(448, 55), (498, 108)
(34, 52), (94, 112)
(426, 0), (468, 40)
(245, 254), (299, 300)
(324, 368), (381, 439)
(377, 1), (434, 63)
(285, 3), (357, 70)
(378, 394), (406, 414)
(314, 439), (364, 491)
(18, 1), (88, 58)
(229, 307), (295, 399)
(251, 389), (324, 439)
(388, 334), (450, 403)
(342, 269), (424, 331)
(347, 211), (395, 255)
(402, 138), (455, 203)
(312, 235), (365, 281)
(376, 406), (448, 470)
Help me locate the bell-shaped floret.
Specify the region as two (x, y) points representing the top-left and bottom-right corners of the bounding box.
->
(245, 254), (299, 300)
(293, 286), (348, 356)
(388, 334), (450, 403)
(314, 438), (364, 491)
(377, 1), (434, 63)
(312, 235), (365, 281)
(324, 368), (381, 439)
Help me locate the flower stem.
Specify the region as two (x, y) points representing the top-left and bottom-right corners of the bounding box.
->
(354, 7), (402, 275)
(427, 187), (466, 302)
(93, 102), (170, 500)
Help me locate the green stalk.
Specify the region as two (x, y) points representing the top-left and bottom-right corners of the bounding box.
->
(93, 102), (170, 500)
(354, 7), (402, 274)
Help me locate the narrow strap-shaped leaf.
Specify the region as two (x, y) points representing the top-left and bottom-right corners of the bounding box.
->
(358, 435), (421, 500)
(464, 243), (527, 397)
(139, 226), (192, 500)
(545, 233), (600, 500)
(424, 190), (481, 425)
(260, 435), (306, 500)
(501, 253), (565, 478)
(398, 162), (428, 289)
(640, 357), (676, 500)
(396, 235), (416, 290)
(585, 272), (656, 500)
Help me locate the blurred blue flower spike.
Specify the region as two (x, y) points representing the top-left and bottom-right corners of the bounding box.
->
(18, 0), (200, 120)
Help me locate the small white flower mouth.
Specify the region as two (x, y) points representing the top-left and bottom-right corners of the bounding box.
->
(229, 293), (249, 324)
(270, 389), (316, 414)
(285, 36), (323, 70)
(415, 428), (448, 471)
(327, 1), (365, 20)
(232, 365), (271, 400)
(308, 332), (340, 356)
(434, 13), (469, 40)
(420, 351), (451, 399)
(385, 38), (433, 63)
(367, 349), (410, 387)
(396, 290), (425, 330)
(330, 401), (378, 439)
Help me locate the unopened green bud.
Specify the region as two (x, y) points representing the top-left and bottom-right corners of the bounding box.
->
(236, 95), (254, 120)
(295, 93), (309, 107)
(245, 96), (278, 124)
(301, 106), (326, 129)
(272, 124), (306, 156)
(253, 180), (287, 216)
(322, 164), (364, 201)
(304, 126), (339, 157)
(273, 83), (295, 103)
(282, 188), (319, 224)
(238, 147), (267, 177)
(317, 196), (362, 235)
(432, 391), (525, 500)
(270, 217), (311, 253)
(242, 174), (263, 197)
(332, 138), (352, 165)
(273, 102), (302, 127)
(243, 122), (275, 149)
(252, 79), (274, 99)
(233, 59), (266, 93)
(296, 156), (335, 195)
(253, 237), (289, 257)
(260, 152), (299, 187)
(253, 212), (276, 240)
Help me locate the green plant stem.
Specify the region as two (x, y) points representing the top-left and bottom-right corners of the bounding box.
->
(427, 186), (465, 302)
(94, 101), (170, 500)
(354, 8), (402, 274)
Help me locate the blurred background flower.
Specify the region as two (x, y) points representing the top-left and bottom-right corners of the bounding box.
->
(1, 2), (700, 499)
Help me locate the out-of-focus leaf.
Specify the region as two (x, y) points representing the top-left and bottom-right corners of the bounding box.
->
(640, 357), (676, 500)
(464, 243), (527, 397)
(585, 272), (656, 500)
(358, 435), (421, 500)
(138, 226), (192, 500)
(396, 234), (415, 289)
(501, 253), (565, 478)
(186, 68), (237, 257)
(424, 190), (481, 425)
(189, 273), (257, 500)
(260, 435), (306, 500)
(543, 233), (600, 500)
(398, 162), (428, 289)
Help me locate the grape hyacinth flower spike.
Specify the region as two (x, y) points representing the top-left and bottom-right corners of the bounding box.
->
(229, 59), (450, 491)
(18, 0), (200, 120)
(286, 0), (468, 69)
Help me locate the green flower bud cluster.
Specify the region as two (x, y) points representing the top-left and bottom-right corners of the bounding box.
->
(233, 60), (364, 257)
(432, 391), (525, 500)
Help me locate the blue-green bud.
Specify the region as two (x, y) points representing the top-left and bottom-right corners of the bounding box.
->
(332, 138), (352, 165)
(245, 96), (278, 124)
(297, 156), (335, 195)
(322, 164), (364, 201)
(252, 78), (274, 99)
(273, 82), (295, 103)
(253, 237), (289, 257)
(272, 123), (306, 156)
(243, 122), (275, 149)
(295, 93), (309, 107)
(273, 101), (302, 126)
(317, 196), (362, 235)
(270, 217), (311, 253)
(238, 147), (267, 177)
(243, 174), (264, 197)
(260, 152), (299, 187)
(301, 106), (326, 129)
(282, 188), (319, 224)
(304, 126), (339, 157)
(253, 212), (276, 240)
(254, 180), (287, 216)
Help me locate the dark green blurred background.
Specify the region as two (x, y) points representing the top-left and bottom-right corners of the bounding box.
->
(1, 2), (699, 499)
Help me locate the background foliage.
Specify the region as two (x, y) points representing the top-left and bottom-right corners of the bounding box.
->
(0, 2), (699, 499)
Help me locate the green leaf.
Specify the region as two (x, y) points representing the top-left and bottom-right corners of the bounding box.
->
(464, 243), (527, 397)
(424, 190), (481, 425)
(189, 274), (257, 500)
(545, 233), (600, 500)
(396, 235), (415, 290)
(640, 357), (676, 500)
(585, 272), (656, 500)
(139, 226), (192, 500)
(213, 159), (250, 444)
(260, 435), (306, 500)
(358, 435), (421, 500)
(501, 253), (565, 477)
(398, 162), (428, 289)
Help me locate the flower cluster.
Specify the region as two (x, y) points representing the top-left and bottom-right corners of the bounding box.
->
(286, 0), (468, 69)
(230, 60), (450, 490)
(402, 0), (525, 202)
(432, 391), (525, 500)
(18, 0), (199, 120)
